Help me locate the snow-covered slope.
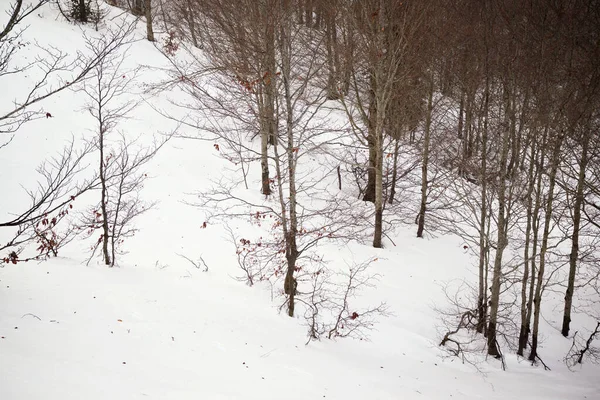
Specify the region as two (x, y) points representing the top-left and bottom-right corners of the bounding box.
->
(1, 3), (598, 400)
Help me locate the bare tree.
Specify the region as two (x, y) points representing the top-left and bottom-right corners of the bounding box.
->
(416, 73), (434, 238)
(0, 7), (137, 263)
(75, 25), (170, 266)
(338, 0), (428, 248)
(161, 0), (383, 319)
(565, 322), (600, 367)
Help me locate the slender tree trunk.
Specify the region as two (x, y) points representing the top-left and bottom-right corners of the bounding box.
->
(340, 26), (352, 95)
(372, 3), (386, 249)
(373, 122), (383, 248)
(272, 139), (296, 314)
(476, 79), (490, 334)
(132, 0), (144, 15)
(258, 85), (271, 196)
(457, 89), (465, 139)
(332, 9), (341, 85)
(265, 17), (277, 145)
(278, 2), (299, 317)
(388, 138), (399, 204)
(305, 0), (312, 27)
(372, 69), (384, 247)
(144, 0), (154, 42)
(110, 175), (126, 269)
(298, 0), (304, 24)
(99, 126), (110, 266)
(464, 91), (474, 160)
(260, 110), (271, 195)
(507, 91), (529, 177)
(562, 133), (590, 337)
(487, 84), (512, 358)
(363, 74), (377, 203)
(325, 11), (339, 100)
(314, 2), (322, 29)
(78, 0), (88, 22)
(256, 2), (274, 196)
(417, 75), (433, 238)
(518, 135), (537, 355)
(529, 132), (563, 362)
(523, 133), (546, 353)
(462, 96), (470, 167)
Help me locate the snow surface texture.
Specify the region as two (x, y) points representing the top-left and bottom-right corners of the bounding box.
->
(1, 3), (599, 399)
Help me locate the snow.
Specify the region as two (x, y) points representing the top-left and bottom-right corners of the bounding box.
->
(1, 3), (599, 399)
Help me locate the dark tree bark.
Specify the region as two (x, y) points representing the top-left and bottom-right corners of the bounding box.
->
(529, 132), (563, 362)
(388, 138), (399, 204)
(517, 133), (538, 356)
(416, 74), (433, 238)
(363, 74), (377, 203)
(144, 0), (154, 42)
(476, 78), (490, 335)
(487, 82), (513, 358)
(562, 132), (590, 337)
(78, 0), (88, 22)
(325, 7), (339, 100)
(131, 0), (144, 15)
(305, 0), (312, 27)
(99, 122), (111, 266)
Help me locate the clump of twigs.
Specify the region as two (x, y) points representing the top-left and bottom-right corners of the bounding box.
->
(302, 258), (388, 343)
(565, 322), (600, 367)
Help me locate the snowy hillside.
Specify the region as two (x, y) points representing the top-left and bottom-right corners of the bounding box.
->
(1, 2), (599, 400)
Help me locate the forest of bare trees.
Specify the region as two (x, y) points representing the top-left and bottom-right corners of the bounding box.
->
(151, 0), (600, 365)
(2, 0), (600, 368)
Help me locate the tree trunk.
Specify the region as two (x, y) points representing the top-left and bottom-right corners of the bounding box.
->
(562, 133), (590, 337)
(507, 91), (528, 178)
(78, 0), (88, 22)
(373, 174), (383, 248)
(416, 75), (433, 238)
(278, 5), (299, 317)
(522, 135), (546, 354)
(363, 74), (377, 203)
(305, 0), (312, 27)
(265, 17), (277, 146)
(144, 0), (154, 42)
(298, 0), (304, 24)
(476, 79), (490, 334)
(529, 132), (563, 362)
(457, 89), (464, 139)
(332, 9), (341, 88)
(464, 91), (474, 160)
(388, 138), (399, 204)
(325, 11), (339, 100)
(260, 119), (271, 195)
(518, 135), (537, 356)
(132, 0), (144, 16)
(373, 120), (383, 248)
(99, 127), (111, 266)
(371, 1), (394, 249)
(340, 25), (352, 95)
(314, 2), (322, 29)
(487, 84), (512, 358)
